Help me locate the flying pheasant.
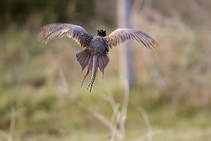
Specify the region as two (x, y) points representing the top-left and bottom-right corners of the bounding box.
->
(38, 23), (159, 92)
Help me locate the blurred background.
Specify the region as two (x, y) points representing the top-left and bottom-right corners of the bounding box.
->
(0, 0), (211, 140)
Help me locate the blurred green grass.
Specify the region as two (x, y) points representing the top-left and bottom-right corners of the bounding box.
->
(0, 25), (211, 140)
(1, 0), (211, 139)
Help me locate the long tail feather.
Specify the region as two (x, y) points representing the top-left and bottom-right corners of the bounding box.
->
(80, 55), (93, 87)
(76, 50), (110, 92)
(87, 55), (98, 92)
(81, 68), (89, 87)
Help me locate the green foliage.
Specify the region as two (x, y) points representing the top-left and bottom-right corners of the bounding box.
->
(0, 0), (95, 30)
(0, 0), (211, 140)
(0, 28), (211, 140)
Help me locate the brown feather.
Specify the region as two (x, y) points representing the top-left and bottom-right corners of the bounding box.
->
(38, 24), (93, 47)
(87, 55), (98, 92)
(103, 28), (159, 50)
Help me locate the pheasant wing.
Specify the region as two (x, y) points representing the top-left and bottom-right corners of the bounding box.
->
(103, 28), (159, 49)
(38, 23), (93, 47)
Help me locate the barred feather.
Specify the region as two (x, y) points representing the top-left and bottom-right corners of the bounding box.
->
(87, 55), (98, 92)
(38, 23), (93, 47)
(76, 50), (91, 71)
(103, 28), (159, 50)
(38, 23), (160, 92)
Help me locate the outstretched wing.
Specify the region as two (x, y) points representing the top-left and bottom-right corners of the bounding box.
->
(38, 23), (93, 47)
(103, 28), (159, 49)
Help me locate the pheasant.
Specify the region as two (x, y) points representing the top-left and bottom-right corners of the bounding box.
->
(38, 23), (159, 92)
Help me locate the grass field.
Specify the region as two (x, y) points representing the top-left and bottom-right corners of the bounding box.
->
(0, 26), (211, 140)
(1, 3), (211, 140)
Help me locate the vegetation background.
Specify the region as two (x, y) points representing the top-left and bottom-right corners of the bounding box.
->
(0, 0), (211, 140)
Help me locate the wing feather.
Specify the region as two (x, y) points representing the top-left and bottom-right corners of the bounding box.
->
(38, 23), (93, 47)
(103, 28), (159, 49)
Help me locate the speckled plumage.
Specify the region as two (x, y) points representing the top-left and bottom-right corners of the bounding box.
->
(38, 23), (159, 92)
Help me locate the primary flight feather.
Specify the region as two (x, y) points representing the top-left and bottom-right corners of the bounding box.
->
(38, 23), (159, 92)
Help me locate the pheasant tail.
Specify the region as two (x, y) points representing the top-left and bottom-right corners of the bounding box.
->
(97, 53), (110, 79)
(76, 50), (92, 72)
(76, 50), (110, 92)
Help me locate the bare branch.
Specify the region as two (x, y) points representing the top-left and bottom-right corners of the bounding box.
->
(110, 105), (120, 126)
(58, 71), (123, 137)
(96, 94), (117, 110)
(135, 107), (162, 141)
(110, 112), (121, 141)
(74, 97), (113, 130)
(119, 80), (130, 141)
(138, 107), (152, 141)
(133, 130), (162, 141)
(96, 93), (124, 140)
